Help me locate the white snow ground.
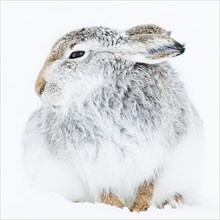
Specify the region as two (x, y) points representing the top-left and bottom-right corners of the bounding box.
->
(1, 1), (219, 219)
(2, 191), (219, 219)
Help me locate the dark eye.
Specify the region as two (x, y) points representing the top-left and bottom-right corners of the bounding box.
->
(69, 51), (85, 59)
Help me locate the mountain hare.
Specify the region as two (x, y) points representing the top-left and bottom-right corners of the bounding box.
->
(23, 25), (203, 212)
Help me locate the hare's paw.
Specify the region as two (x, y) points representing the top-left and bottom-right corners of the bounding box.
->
(100, 192), (124, 209)
(129, 200), (150, 212)
(159, 193), (183, 209)
(129, 181), (154, 212)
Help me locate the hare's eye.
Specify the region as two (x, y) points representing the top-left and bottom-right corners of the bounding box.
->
(69, 51), (85, 59)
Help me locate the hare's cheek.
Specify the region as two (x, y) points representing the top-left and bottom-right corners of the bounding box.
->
(40, 84), (69, 106)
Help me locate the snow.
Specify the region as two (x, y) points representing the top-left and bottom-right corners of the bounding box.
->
(2, 188), (219, 219)
(1, 1), (219, 219)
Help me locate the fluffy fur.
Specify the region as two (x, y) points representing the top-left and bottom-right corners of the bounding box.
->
(23, 25), (203, 209)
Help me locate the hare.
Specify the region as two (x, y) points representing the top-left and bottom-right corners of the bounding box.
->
(23, 25), (203, 212)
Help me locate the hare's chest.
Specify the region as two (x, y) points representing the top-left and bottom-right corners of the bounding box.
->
(44, 112), (164, 183)
(44, 113), (138, 158)
(74, 136), (164, 203)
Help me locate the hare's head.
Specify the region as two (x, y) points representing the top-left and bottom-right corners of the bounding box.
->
(35, 25), (185, 106)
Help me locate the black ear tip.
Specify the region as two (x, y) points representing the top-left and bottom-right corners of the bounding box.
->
(180, 44), (185, 54)
(175, 43), (185, 55)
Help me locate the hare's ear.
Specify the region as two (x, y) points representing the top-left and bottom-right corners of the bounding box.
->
(123, 32), (185, 64)
(126, 24), (171, 36)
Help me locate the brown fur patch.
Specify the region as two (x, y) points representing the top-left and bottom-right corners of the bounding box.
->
(35, 53), (58, 95)
(100, 192), (124, 209)
(147, 50), (178, 60)
(129, 181), (154, 212)
(127, 24), (169, 36)
(174, 193), (183, 203)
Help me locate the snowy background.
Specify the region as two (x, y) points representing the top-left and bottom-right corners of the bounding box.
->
(1, 1), (219, 219)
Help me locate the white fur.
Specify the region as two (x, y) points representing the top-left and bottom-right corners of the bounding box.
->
(24, 116), (203, 207)
(24, 118), (166, 207)
(153, 122), (204, 206)
(124, 53), (172, 64)
(41, 58), (104, 107)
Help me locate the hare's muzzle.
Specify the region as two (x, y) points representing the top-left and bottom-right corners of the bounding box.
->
(35, 68), (47, 96)
(35, 55), (56, 96)
(35, 76), (46, 96)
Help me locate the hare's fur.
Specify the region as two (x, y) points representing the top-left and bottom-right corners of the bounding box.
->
(23, 25), (203, 209)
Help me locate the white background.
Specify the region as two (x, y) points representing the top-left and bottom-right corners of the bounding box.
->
(1, 1), (219, 219)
